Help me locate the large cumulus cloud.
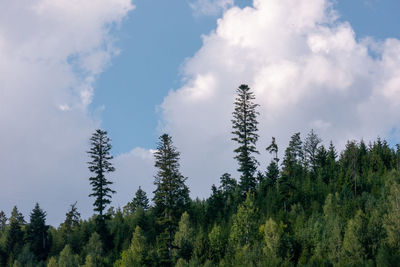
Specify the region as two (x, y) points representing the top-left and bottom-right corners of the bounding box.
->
(0, 0), (133, 224)
(160, 0), (400, 198)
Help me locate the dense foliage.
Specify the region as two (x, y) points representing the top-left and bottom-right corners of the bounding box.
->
(1, 84), (400, 266)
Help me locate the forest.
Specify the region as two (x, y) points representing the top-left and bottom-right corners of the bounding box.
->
(1, 84), (400, 266)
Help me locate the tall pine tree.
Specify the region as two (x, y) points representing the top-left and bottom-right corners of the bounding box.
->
(153, 134), (190, 264)
(25, 203), (50, 261)
(266, 137), (280, 185)
(5, 206), (24, 264)
(87, 129), (116, 218)
(231, 84), (259, 195)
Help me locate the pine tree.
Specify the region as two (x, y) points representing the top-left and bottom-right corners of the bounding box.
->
(209, 224), (225, 263)
(115, 226), (147, 267)
(153, 134), (190, 264)
(87, 129), (116, 218)
(303, 129), (322, 172)
(0, 210), (7, 231)
(282, 132), (303, 175)
(231, 84), (260, 194)
(64, 202), (80, 229)
(83, 232), (104, 266)
(266, 137), (279, 164)
(58, 245), (79, 267)
(25, 203), (50, 261)
(5, 206), (24, 261)
(173, 212), (194, 261)
(229, 193), (258, 249)
(60, 202), (81, 252)
(266, 137), (280, 185)
(126, 186), (150, 213)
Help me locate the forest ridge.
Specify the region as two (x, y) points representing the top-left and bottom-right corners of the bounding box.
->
(1, 85), (400, 266)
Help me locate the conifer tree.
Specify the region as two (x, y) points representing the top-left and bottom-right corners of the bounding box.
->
(84, 232), (104, 266)
(87, 129), (116, 218)
(25, 203), (50, 261)
(62, 202), (80, 231)
(5, 206), (24, 261)
(303, 129), (322, 172)
(282, 132), (303, 174)
(231, 84), (260, 194)
(266, 137), (280, 185)
(173, 212), (194, 261)
(126, 186), (150, 213)
(153, 134), (190, 263)
(115, 226), (147, 267)
(229, 193), (258, 249)
(60, 202), (81, 252)
(0, 210), (7, 231)
(209, 224), (225, 263)
(58, 245), (79, 267)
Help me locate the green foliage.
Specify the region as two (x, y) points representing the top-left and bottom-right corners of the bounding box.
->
(114, 226), (146, 267)
(153, 133), (190, 264)
(208, 224), (225, 262)
(87, 129), (116, 217)
(384, 178), (400, 249)
(124, 186), (149, 214)
(25, 203), (50, 261)
(0, 211), (7, 232)
(263, 218), (281, 259)
(5, 89), (400, 266)
(58, 245), (79, 267)
(83, 232), (103, 266)
(173, 212), (194, 261)
(229, 193), (258, 250)
(5, 206), (24, 264)
(340, 210), (366, 266)
(231, 84), (260, 194)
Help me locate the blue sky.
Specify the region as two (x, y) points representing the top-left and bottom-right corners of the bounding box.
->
(1, 0), (400, 225)
(92, 0), (400, 156)
(92, 0), (254, 153)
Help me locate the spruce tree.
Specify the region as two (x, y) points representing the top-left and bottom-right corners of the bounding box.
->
(303, 129), (322, 172)
(126, 186), (150, 213)
(25, 203), (50, 261)
(266, 137), (280, 185)
(231, 84), (260, 194)
(60, 202), (81, 251)
(87, 129), (116, 218)
(282, 132), (303, 176)
(153, 134), (190, 264)
(5, 206), (24, 263)
(0, 210), (7, 232)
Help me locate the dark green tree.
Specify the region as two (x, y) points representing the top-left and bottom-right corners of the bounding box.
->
(87, 129), (116, 218)
(303, 129), (322, 172)
(5, 206), (24, 264)
(60, 202), (81, 252)
(0, 210), (7, 231)
(266, 137), (280, 185)
(152, 134), (190, 264)
(62, 202), (80, 232)
(231, 84), (260, 195)
(173, 212), (194, 262)
(126, 186), (150, 213)
(282, 132), (303, 175)
(25, 203), (50, 261)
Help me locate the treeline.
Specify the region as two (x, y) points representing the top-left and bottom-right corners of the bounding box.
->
(1, 84), (400, 266)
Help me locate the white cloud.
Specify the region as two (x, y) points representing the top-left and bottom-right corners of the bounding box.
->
(113, 148), (156, 208)
(189, 0), (234, 16)
(160, 0), (400, 198)
(0, 0), (134, 225)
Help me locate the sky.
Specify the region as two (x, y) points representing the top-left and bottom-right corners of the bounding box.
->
(1, 0), (400, 226)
